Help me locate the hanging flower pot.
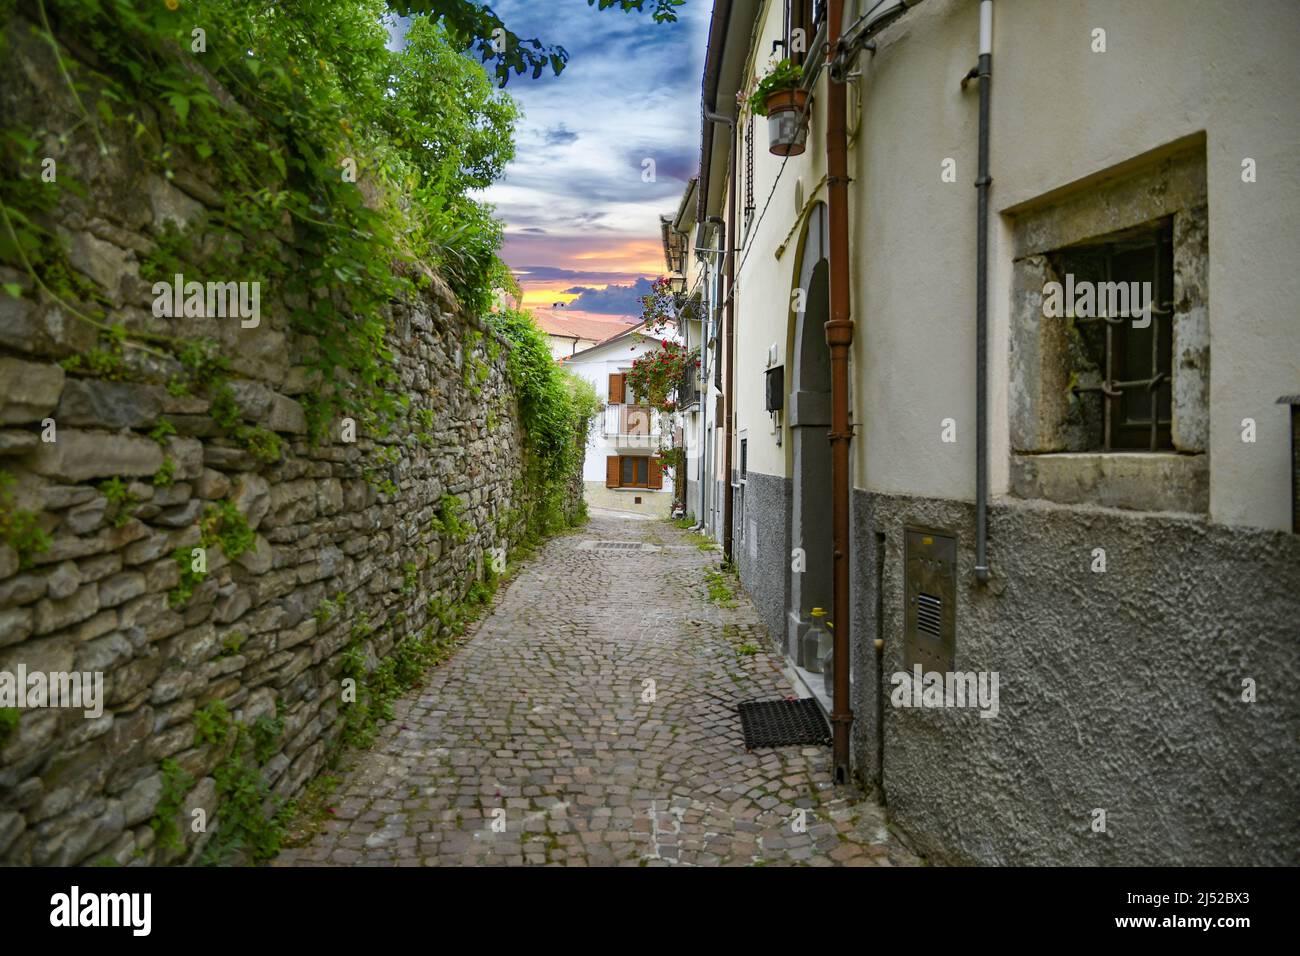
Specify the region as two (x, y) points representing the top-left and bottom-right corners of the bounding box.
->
(747, 59), (809, 157)
(762, 88), (810, 156)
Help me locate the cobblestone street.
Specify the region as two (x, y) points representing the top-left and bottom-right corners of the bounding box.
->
(274, 513), (923, 867)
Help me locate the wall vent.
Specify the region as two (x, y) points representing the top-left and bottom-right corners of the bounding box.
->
(915, 593), (943, 637)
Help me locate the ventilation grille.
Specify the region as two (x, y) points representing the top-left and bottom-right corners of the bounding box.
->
(916, 592), (942, 637)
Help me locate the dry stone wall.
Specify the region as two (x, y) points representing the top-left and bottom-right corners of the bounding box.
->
(0, 13), (576, 865)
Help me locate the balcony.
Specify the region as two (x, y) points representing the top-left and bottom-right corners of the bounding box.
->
(603, 403), (659, 448)
(677, 367), (701, 410)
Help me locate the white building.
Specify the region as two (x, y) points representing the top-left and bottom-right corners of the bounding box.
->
(563, 322), (680, 517)
(531, 306), (639, 360)
(685, 0), (1300, 866)
(661, 179), (723, 540)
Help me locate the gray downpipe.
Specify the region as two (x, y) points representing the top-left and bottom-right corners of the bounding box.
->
(973, 1), (992, 584)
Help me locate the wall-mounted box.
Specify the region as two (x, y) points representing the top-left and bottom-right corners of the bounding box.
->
(765, 365), (784, 412)
(903, 527), (957, 673)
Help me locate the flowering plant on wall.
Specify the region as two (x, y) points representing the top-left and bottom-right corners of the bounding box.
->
(627, 340), (698, 410)
(746, 58), (803, 116)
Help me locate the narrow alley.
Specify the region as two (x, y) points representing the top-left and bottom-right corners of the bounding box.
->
(274, 513), (921, 867)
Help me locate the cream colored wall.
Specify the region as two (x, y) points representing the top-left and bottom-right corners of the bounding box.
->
(732, 0), (830, 480)
(729, 0), (1300, 531)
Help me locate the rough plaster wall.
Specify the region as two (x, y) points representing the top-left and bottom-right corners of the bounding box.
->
(850, 490), (1300, 866)
(0, 18), (579, 865)
(731, 472), (790, 648)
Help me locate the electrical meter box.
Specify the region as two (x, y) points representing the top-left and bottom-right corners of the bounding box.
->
(765, 365), (784, 412)
(903, 527), (957, 673)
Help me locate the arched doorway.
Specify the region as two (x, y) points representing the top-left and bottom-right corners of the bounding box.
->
(786, 203), (833, 663)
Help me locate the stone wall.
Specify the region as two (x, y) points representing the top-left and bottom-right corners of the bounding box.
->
(0, 14), (579, 864)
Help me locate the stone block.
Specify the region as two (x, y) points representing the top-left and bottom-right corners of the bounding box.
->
(0, 357), (64, 425)
(56, 379), (162, 429)
(28, 429), (163, 482)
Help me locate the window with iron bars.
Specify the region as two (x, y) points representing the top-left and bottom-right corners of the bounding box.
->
(1049, 219), (1175, 451)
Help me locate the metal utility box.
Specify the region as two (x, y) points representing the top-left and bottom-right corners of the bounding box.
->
(903, 527), (957, 673)
(765, 365), (784, 412)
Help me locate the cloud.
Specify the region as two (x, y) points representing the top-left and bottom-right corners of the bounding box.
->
(474, 0), (709, 264)
(625, 146), (697, 186)
(542, 123), (579, 146)
(566, 277), (656, 314)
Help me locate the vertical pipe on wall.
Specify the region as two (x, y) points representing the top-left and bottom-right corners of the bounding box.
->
(706, 214), (726, 533)
(703, 112), (738, 567)
(825, 0), (856, 782)
(874, 531), (886, 798)
(974, 0), (993, 584)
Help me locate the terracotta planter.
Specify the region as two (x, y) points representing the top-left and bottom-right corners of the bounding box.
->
(764, 87), (810, 156)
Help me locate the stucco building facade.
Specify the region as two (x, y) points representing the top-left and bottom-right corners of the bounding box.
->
(683, 0), (1300, 865)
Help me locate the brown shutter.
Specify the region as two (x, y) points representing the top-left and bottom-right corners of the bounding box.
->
(608, 373), (623, 404)
(648, 456), (663, 490)
(606, 455), (620, 488)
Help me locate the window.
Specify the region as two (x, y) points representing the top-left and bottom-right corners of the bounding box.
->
(1007, 140), (1210, 514)
(622, 456), (648, 487)
(606, 455), (662, 490)
(607, 371), (638, 405)
(1049, 220), (1174, 451)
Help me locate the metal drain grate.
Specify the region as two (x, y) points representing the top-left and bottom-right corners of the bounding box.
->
(737, 698), (831, 749)
(593, 541), (644, 551)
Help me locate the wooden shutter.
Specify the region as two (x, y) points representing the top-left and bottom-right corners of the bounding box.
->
(606, 455), (620, 488)
(608, 373), (623, 404)
(648, 456), (663, 490)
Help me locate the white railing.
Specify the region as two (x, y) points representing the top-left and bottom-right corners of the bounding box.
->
(603, 404), (660, 441)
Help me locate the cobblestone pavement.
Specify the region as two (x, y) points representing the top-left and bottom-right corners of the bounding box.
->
(274, 514), (924, 867)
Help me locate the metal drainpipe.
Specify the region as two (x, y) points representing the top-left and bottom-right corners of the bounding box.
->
(825, 0), (856, 783)
(705, 214), (725, 532)
(971, 0), (993, 584)
(704, 112), (737, 567)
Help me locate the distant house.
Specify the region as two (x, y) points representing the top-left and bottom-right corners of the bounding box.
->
(563, 321), (680, 517)
(531, 306), (639, 360)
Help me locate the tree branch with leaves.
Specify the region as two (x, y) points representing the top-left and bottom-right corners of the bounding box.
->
(385, 0), (685, 86)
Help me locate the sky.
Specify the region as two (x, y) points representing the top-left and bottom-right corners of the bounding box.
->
(470, 0), (710, 312)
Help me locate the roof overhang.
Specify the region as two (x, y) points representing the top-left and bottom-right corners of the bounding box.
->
(697, 0), (761, 223)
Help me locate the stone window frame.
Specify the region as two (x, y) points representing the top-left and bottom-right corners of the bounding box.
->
(1006, 140), (1210, 514)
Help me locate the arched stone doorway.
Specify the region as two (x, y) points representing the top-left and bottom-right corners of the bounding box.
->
(786, 203), (833, 663)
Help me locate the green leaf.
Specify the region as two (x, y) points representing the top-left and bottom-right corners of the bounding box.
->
(166, 92), (190, 124)
(2, 283), (22, 298)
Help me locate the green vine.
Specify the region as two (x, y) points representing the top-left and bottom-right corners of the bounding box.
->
(2, 0), (520, 447)
(168, 497), (256, 606)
